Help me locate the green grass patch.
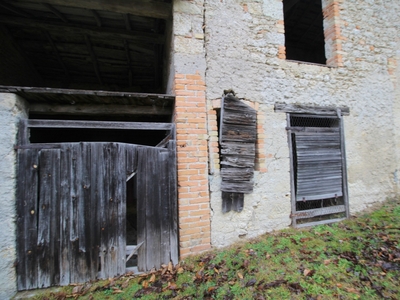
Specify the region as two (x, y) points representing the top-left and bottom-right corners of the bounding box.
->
(26, 197), (400, 300)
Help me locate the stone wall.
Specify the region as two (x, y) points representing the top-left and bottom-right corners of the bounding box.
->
(0, 93), (28, 299)
(200, 0), (399, 248)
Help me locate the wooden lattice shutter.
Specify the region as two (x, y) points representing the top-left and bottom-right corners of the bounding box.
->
(294, 130), (343, 201)
(219, 93), (256, 212)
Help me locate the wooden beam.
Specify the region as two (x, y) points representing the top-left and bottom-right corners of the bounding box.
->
(23, 0), (171, 20)
(274, 103), (350, 116)
(124, 40), (134, 86)
(90, 10), (102, 27)
(43, 3), (68, 23)
(0, 15), (164, 44)
(30, 103), (173, 116)
(85, 35), (103, 85)
(44, 31), (70, 81)
(124, 14), (132, 31)
(26, 119), (173, 130)
(0, 1), (32, 18)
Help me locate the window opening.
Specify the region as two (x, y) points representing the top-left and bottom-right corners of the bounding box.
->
(288, 114), (348, 227)
(283, 0), (326, 64)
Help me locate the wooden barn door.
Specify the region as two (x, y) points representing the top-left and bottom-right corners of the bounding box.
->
(16, 141), (178, 290)
(136, 143), (178, 272)
(17, 142), (132, 290)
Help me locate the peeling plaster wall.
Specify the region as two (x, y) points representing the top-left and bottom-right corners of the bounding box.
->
(202, 0), (400, 248)
(0, 93), (28, 299)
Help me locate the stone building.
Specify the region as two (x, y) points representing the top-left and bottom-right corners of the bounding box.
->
(0, 0), (399, 298)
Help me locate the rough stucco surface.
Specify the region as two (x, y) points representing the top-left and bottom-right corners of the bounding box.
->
(0, 93), (28, 299)
(203, 0), (400, 248)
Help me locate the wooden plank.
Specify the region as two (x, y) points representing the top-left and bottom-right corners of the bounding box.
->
(23, 0), (172, 19)
(49, 150), (61, 286)
(223, 95), (256, 113)
(0, 16), (165, 44)
(292, 205), (346, 220)
(90, 143), (101, 279)
(287, 126), (340, 133)
(338, 112), (350, 218)
(0, 85), (175, 100)
(101, 143), (112, 278)
(17, 119), (28, 146)
(30, 103), (172, 116)
(26, 119), (172, 130)
(220, 142), (255, 156)
(274, 103), (350, 116)
(68, 144), (80, 284)
(220, 155), (255, 168)
(287, 115), (298, 228)
(159, 150), (171, 266)
(223, 108), (256, 126)
(296, 218), (347, 228)
(221, 180), (254, 193)
(221, 124), (257, 143)
(168, 140), (179, 265)
(16, 149), (40, 290)
(116, 144), (127, 275)
(77, 143), (92, 282)
(146, 148), (161, 270)
(136, 147), (147, 272)
(37, 149), (60, 288)
(59, 145), (71, 285)
(92, 143), (107, 279)
(220, 167), (253, 181)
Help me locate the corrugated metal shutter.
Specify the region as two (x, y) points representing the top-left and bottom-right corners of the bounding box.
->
(294, 130), (343, 201)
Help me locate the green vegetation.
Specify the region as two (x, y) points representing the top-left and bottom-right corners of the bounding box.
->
(33, 197), (400, 299)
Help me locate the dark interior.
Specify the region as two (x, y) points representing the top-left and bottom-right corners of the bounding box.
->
(283, 0), (326, 64)
(0, 0), (172, 93)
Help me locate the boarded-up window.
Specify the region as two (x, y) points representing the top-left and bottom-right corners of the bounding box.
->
(219, 93), (256, 212)
(287, 114), (349, 227)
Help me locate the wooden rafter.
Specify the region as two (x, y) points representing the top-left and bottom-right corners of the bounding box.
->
(124, 40), (134, 86)
(85, 35), (103, 85)
(0, 15), (164, 44)
(124, 14), (132, 31)
(0, 1), (31, 18)
(43, 3), (68, 23)
(44, 31), (70, 81)
(91, 10), (102, 27)
(21, 0), (172, 20)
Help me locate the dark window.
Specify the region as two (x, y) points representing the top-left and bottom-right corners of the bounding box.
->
(283, 0), (326, 64)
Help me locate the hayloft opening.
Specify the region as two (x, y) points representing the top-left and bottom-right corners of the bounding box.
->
(0, 0), (172, 93)
(283, 0), (326, 64)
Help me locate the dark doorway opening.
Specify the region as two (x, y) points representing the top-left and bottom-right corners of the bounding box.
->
(283, 0), (326, 64)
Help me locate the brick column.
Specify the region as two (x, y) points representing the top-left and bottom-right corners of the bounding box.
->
(323, 0), (345, 67)
(174, 72), (211, 257)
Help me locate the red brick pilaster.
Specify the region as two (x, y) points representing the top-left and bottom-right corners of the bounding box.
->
(174, 72), (211, 257)
(323, 0), (345, 67)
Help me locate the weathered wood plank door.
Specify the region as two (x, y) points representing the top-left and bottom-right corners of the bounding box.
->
(17, 141), (178, 290)
(17, 142), (130, 289)
(136, 143), (178, 271)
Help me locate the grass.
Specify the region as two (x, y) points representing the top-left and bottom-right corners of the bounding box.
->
(31, 197), (400, 299)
